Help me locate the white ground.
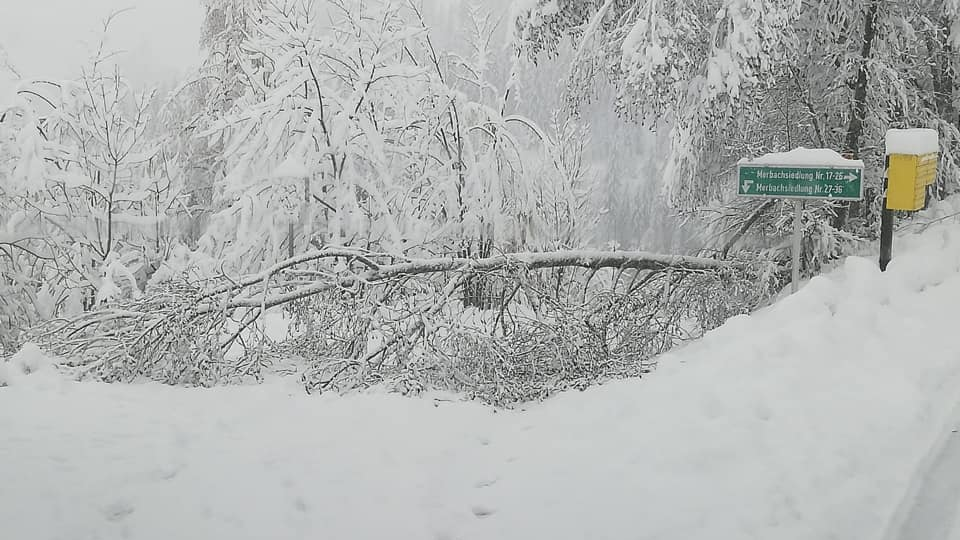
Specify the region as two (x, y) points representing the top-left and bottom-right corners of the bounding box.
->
(6, 201), (960, 539)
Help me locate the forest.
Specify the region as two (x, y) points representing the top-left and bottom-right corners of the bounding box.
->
(1, 0), (957, 404)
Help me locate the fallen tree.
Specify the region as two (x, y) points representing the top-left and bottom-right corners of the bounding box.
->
(29, 247), (778, 404)
(188, 248), (742, 309)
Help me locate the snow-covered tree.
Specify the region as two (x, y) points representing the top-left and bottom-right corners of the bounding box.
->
(515, 0), (960, 272)
(520, 1), (960, 196)
(189, 0), (601, 273)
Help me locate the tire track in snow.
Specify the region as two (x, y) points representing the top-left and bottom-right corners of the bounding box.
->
(883, 398), (960, 540)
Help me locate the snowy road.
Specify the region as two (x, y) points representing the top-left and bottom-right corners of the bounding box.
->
(887, 428), (960, 540)
(7, 203), (960, 539)
(885, 397), (960, 540)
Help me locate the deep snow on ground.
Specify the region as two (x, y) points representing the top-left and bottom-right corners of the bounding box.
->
(7, 202), (960, 539)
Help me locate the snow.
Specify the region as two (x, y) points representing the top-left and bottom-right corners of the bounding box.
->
(739, 147), (864, 168)
(271, 155), (311, 178)
(7, 200), (960, 539)
(0, 343), (60, 389)
(886, 128), (939, 155)
(887, 402), (960, 540)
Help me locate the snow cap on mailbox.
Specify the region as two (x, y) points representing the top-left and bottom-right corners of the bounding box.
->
(886, 128), (938, 156)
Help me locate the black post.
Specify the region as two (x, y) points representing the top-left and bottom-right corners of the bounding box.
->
(879, 155), (893, 271)
(879, 204), (893, 271)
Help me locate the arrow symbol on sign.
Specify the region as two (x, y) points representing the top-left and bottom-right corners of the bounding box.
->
(843, 172), (858, 182)
(741, 179), (754, 192)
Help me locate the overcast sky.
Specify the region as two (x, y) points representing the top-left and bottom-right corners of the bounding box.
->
(0, 0), (520, 101)
(0, 0), (203, 96)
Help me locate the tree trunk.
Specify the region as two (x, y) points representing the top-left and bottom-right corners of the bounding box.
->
(836, 0), (880, 230)
(200, 247), (744, 311)
(929, 16), (956, 200)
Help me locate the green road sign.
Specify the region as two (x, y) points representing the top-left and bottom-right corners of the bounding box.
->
(737, 165), (863, 201)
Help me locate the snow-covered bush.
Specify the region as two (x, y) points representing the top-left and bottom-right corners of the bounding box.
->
(0, 343), (58, 388)
(0, 51), (185, 349)
(28, 278), (226, 385)
(695, 198), (870, 280)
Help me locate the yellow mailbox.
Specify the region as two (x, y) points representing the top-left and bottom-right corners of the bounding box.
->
(887, 153), (937, 211)
(886, 129), (939, 212)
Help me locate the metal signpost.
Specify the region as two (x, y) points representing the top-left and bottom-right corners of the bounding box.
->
(737, 157), (864, 293)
